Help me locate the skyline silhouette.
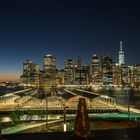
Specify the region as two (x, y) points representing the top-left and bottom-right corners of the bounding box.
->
(0, 0), (140, 81)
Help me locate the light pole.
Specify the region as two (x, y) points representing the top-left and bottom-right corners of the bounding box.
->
(0, 117), (2, 140)
(63, 102), (68, 132)
(127, 90), (130, 119)
(45, 90), (48, 129)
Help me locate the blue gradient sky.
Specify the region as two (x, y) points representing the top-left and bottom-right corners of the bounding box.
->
(0, 0), (140, 81)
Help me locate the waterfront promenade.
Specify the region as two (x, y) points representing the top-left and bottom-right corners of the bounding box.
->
(1, 88), (140, 115)
(76, 89), (140, 114)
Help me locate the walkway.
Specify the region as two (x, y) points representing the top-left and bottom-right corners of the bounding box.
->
(2, 119), (64, 134)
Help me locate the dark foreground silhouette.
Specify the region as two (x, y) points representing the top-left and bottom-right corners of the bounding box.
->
(2, 128), (140, 140)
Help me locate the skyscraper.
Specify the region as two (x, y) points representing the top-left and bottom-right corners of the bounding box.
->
(121, 66), (131, 86)
(42, 54), (58, 92)
(76, 56), (82, 70)
(91, 54), (102, 84)
(74, 64), (90, 85)
(102, 56), (113, 85)
(64, 59), (75, 85)
(20, 60), (40, 87)
(112, 63), (122, 86)
(131, 65), (140, 88)
(43, 54), (57, 78)
(119, 41), (125, 66)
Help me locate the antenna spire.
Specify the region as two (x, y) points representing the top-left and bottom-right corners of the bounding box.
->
(120, 41), (123, 51)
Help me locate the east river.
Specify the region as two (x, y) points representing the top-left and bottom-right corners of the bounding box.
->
(92, 88), (140, 109)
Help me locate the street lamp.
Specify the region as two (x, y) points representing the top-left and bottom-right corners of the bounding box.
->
(39, 87), (48, 128)
(127, 90), (130, 119)
(63, 106), (66, 132)
(45, 90), (48, 129)
(63, 103), (68, 132)
(0, 117), (2, 140)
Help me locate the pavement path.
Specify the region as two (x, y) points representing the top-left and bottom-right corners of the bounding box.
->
(2, 119), (64, 134)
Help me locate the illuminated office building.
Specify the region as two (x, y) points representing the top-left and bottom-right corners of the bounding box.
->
(112, 64), (122, 86)
(43, 54), (57, 79)
(76, 56), (82, 70)
(119, 41), (125, 66)
(20, 60), (40, 86)
(74, 64), (90, 85)
(64, 59), (75, 85)
(57, 69), (65, 85)
(81, 64), (90, 84)
(42, 54), (59, 91)
(121, 66), (131, 86)
(91, 54), (102, 84)
(131, 64), (140, 88)
(102, 56), (113, 85)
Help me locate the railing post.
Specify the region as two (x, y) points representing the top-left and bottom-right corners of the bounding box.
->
(127, 90), (130, 119)
(0, 117), (2, 140)
(45, 92), (48, 129)
(63, 106), (67, 132)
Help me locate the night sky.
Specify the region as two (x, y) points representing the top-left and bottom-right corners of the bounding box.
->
(0, 0), (140, 82)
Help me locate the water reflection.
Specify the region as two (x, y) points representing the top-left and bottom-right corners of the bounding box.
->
(92, 88), (140, 109)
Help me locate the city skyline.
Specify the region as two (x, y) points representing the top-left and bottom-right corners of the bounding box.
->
(0, 44), (124, 82)
(0, 0), (140, 82)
